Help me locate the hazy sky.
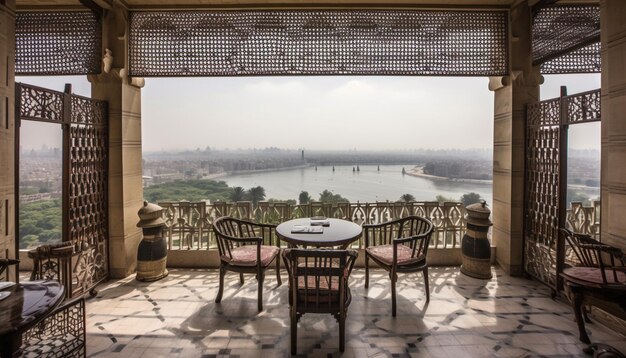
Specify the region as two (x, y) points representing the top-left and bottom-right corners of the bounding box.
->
(17, 73), (600, 152)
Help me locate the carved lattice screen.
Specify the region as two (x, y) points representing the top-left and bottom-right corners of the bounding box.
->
(68, 96), (108, 294)
(524, 89), (601, 291)
(129, 10), (509, 77)
(525, 98), (560, 288)
(532, 5), (600, 74)
(15, 11), (102, 75)
(16, 83), (108, 296)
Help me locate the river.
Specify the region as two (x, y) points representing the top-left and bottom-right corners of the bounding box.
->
(221, 165), (493, 204)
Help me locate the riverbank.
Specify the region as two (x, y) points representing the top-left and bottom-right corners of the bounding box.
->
(205, 163), (313, 180)
(406, 166), (492, 185)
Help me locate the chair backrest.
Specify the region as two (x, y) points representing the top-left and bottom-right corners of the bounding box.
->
(364, 215), (434, 253)
(561, 228), (603, 267)
(28, 241), (75, 282)
(212, 216), (277, 258)
(282, 248), (358, 314)
(561, 228), (626, 285)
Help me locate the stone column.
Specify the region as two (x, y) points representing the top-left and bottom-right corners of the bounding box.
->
(489, 1), (541, 275)
(600, 0), (626, 252)
(89, 4), (145, 278)
(0, 0), (16, 281)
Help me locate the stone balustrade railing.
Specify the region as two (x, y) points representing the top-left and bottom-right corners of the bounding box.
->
(566, 201), (600, 240)
(158, 201), (467, 250)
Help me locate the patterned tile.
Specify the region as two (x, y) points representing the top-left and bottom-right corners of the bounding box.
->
(86, 267), (624, 357)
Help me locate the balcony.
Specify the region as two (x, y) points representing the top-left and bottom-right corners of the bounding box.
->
(84, 267), (625, 357)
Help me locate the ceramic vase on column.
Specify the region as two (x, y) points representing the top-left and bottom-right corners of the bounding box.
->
(136, 201), (168, 282)
(460, 201), (493, 279)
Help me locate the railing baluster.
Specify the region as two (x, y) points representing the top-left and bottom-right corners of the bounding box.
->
(156, 200), (479, 250)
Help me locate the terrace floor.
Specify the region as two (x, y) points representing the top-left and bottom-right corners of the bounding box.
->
(85, 267), (625, 358)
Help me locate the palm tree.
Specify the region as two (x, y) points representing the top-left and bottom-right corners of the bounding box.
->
(246, 186), (266, 207)
(400, 193), (416, 203)
(298, 191), (312, 205)
(230, 186), (246, 202)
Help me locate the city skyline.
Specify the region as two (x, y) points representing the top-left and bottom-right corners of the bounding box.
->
(17, 73), (600, 152)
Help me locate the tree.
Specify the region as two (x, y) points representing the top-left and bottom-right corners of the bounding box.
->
(143, 179), (232, 202)
(298, 191), (312, 205)
(230, 186), (246, 202)
(318, 190), (348, 203)
(435, 194), (455, 203)
(268, 198), (297, 205)
(399, 193), (415, 202)
(246, 186), (266, 206)
(460, 192), (482, 207)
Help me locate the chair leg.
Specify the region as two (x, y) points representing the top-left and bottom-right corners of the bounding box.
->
(423, 267), (430, 302)
(275, 254), (282, 286)
(290, 310), (298, 355)
(573, 291), (591, 344)
(240, 273), (245, 285)
(257, 272), (264, 311)
(215, 267), (225, 303)
(391, 272), (397, 317)
(582, 305), (592, 323)
(339, 313), (346, 352)
(364, 255), (370, 289)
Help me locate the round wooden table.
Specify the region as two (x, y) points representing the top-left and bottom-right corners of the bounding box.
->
(276, 218), (362, 248)
(0, 281), (65, 358)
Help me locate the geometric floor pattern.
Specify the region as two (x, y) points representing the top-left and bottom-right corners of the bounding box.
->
(86, 267), (626, 358)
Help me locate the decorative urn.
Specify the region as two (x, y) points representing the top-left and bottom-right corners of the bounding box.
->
(460, 201), (493, 279)
(136, 201), (168, 281)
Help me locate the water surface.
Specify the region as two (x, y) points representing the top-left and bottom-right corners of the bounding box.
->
(222, 165), (493, 204)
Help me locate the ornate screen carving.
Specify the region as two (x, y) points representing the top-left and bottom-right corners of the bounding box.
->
(129, 10), (508, 77)
(565, 89), (601, 124)
(15, 12), (102, 75)
(525, 120), (560, 288)
(68, 95), (108, 290)
(17, 84), (64, 123)
(532, 5), (600, 73)
(524, 88), (601, 289)
(17, 83), (109, 295)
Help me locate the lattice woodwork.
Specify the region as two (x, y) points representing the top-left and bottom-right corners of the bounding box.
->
(17, 84), (64, 123)
(525, 123), (560, 287)
(565, 89), (601, 124)
(524, 88), (601, 288)
(21, 298), (86, 358)
(18, 83), (109, 296)
(129, 10), (508, 77)
(71, 95), (107, 125)
(68, 123), (108, 288)
(532, 5), (600, 72)
(541, 42), (600, 74)
(15, 11), (102, 75)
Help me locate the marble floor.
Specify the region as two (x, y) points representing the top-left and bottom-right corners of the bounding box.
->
(85, 267), (625, 358)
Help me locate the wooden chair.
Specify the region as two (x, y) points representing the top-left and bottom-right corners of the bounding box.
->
(559, 228), (626, 344)
(21, 296), (87, 358)
(212, 216), (281, 311)
(363, 216), (434, 316)
(16, 242), (88, 357)
(282, 248), (358, 355)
